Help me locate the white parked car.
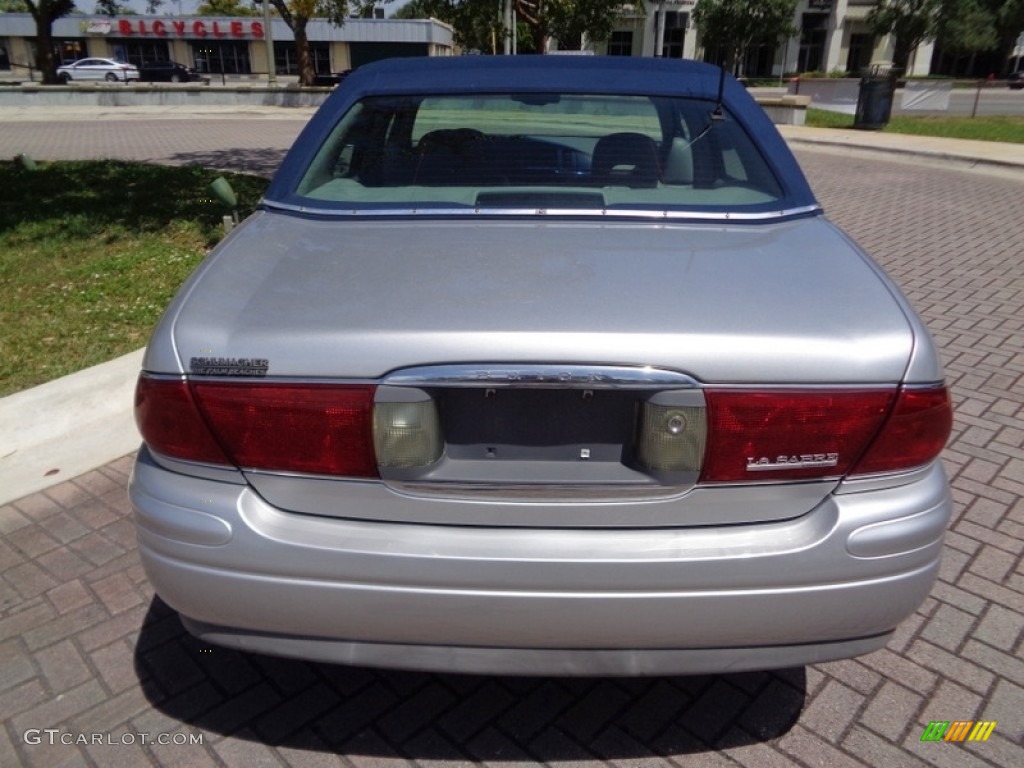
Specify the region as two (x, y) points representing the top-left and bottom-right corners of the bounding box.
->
(57, 57), (139, 83)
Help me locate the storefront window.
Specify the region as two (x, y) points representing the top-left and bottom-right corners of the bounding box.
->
(798, 13), (827, 73)
(607, 31), (633, 57)
(191, 41), (251, 75)
(109, 40), (172, 67)
(742, 39), (778, 78)
(274, 41), (331, 75)
(846, 32), (874, 75)
(0, 39), (10, 70)
(659, 12), (687, 59)
(55, 39), (88, 65)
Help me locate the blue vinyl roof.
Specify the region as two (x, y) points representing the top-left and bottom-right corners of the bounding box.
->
(266, 56), (817, 214)
(340, 55), (738, 98)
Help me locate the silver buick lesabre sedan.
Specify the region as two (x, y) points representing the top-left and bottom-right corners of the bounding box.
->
(130, 56), (953, 676)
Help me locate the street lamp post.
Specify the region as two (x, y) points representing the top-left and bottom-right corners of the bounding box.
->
(503, 0), (512, 55)
(263, 0), (276, 85)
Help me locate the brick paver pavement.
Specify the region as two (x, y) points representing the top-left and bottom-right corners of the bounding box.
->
(1, 119), (1022, 766)
(0, 111), (306, 176)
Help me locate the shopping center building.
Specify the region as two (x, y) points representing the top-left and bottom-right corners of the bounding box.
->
(593, 0), (934, 77)
(0, 1), (934, 82)
(0, 13), (455, 80)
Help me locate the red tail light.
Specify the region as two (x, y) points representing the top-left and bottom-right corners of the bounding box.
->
(701, 386), (951, 484)
(702, 389), (894, 483)
(135, 376), (231, 466)
(849, 386), (952, 476)
(135, 375), (378, 477)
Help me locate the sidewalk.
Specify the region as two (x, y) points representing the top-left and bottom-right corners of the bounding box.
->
(1, 120), (1022, 506)
(0, 104), (318, 122)
(779, 124), (1024, 173)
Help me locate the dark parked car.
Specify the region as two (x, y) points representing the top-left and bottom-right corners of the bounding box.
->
(1009, 71), (1023, 90)
(312, 69), (353, 87)
(138, 61), (203, 83)
(131, 56), (953, 677)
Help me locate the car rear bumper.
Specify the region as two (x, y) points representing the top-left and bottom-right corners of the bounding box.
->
(130, 447), (951, 676)
(178, 618), (892, 676)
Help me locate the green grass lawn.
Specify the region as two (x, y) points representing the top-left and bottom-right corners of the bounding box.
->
(0, 160), (266, 397)
(806, 108), (1024, 143)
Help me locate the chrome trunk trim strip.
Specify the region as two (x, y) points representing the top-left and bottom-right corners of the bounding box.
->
(262, 201), (823, 222)
(382, 364), (699, 390)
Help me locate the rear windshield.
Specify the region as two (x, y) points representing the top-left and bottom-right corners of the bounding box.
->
(293, 92), (785, 213)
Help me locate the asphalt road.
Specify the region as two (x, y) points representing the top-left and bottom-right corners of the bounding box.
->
(752, 84), (1024, 116)
(1, 115), (1023, 767)
(941, 86), (1024, 116)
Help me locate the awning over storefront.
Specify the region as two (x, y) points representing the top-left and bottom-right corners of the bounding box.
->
(0, 14), (455, 47)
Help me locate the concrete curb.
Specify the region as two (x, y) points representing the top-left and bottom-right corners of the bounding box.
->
(777, 125), (1024, 174)
(0, 348), (143, 506)
(0, 104), (319, 122)
(0, 84), (331, 110)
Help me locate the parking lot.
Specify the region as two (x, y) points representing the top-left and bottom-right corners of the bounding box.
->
(1, 116), (1023, 767)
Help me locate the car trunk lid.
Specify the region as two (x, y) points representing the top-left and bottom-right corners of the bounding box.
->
(159, 212), (914, 385)
(147, 211), (920, 527)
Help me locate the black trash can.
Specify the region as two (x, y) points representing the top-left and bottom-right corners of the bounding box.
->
(854, 76), (896, 130)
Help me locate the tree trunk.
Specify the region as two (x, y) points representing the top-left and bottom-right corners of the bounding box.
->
(33, 17), (58, 84)
(531, 23), (546, 53)
(295, 19), (314, 87)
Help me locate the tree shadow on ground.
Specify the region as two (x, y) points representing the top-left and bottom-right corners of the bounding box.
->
(0, 159), (267, 243)
(134, 597), (805, 761)
(165, 148), (288, 177)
